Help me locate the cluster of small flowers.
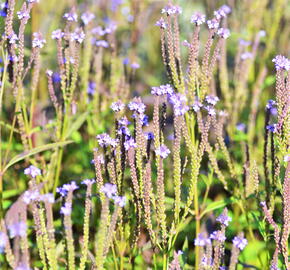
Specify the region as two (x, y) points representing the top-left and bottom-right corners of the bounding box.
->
(24, 165), (41, 178)
(192, 100), (203, 112)
(63, 10), (78, 22)
(56, 181), (79, 197)
(191, 12), (206, 26)
(161, 4), (182, 16)
(217, 28), (231, 39)
(96, 133), (118, 148)
(151, 84), (174, 96)
(22, 190), (54, 204)
(241, 52), (253, 60)
(266, 99), (277, 115)
(155, 144), (170, 159)
(17, 10), (30, 20)
(100, 183), (126, 207)
(117, 117), (131, 137)
(71, 28), (85, 44)
(216, 211), (232, 226)
(95, 40), (109, 48)
(111, 100), (125, 112)
(214, 5), (231, 20)
(272, 55), (290, 71)
(81, 11), (95, 25)
(266, 124), (278, 133)
(8, 33), (18, 45)
(51, 29), (64, 40)
(8, 222), (27, 239)
(168, 93), (189, 116)
(32, 32), (46, 48)
(155, 18), (167, 29)
(128, 99), (146, 114)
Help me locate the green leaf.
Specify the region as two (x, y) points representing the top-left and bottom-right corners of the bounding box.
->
(65, 111), (89, 139)
(200, 196), (238, 218)
(3, 140), (73, 173)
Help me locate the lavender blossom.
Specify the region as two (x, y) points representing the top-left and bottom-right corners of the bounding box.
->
(17, 10), (30, 20)
(23, 190), (40, 204)
(100, 183), (117, 198)
(191, 12), (206, 25)
(266, 100), (276, 110)
(87, 81), (96, 95)
(236, 123), (246, 132)
(169, 93), (189, 116)
(151, 84), (174, 96)
(81, 11), (95, 25)
(96, 133), (118, 147)
(266, 124), (277, 133)
(207, 18), (219, 29)
(155, 18), (167, 29)
(111, 100), (125, 112)
(155, 144), (170, 159)
(63, 10), (78, 22)
(201, 256), (213, 268)
(71, 28), (85, 43)
(210, 230), (226, 242)
(32, 32), (46, 48)
(182, 40), (190, 47)
(40, 193), (55, 203)
(272, 55), (290, 71)
(51, 29), (64, 40)
(232, 236), (248, 250)
(217, 28), (231, 39)
(15, 263), (31, 270)
(284, 155), (290, 162)
(95, 40), (109, 48)
(205, 95), (219, 106)
(113, 195), (126, 207)
(194, 233), (211, 246)
(8, 33), (18, 44)
(192, 101), (203, 112)
(24, 165), (41, 178)
(124, 138), (137, 151)
(258, 30), (266, 37)
(131, 62), (140, 69)
(239, 39), (251, 47)
(217, 212), (232, 226)
(60, 202), (72, 216)
(8, 222), (27, 238)
(241, 52), (253, 60)
(81, 179), (96, 186)
(57, 181), (79, 197)
(145, 132), (154, 140)
(128, 99), (146, 114)
(161, 4), (182, 15)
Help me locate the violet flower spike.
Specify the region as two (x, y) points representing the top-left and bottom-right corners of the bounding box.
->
(272, 55), (290, 71)
(216, 212), (232, 226)
(210, 230), (226, 242)
(232, 236), (248, 250)
(32, 32), (46, 48)
(100, 183), (117, 198)
(217, 28), (230, 39)
(95, 40), (109, 48)
(191, 12), (206, 25)
(24, 165), (41, 178)
(81, 11), (95, 25)
(155, 18), (167, 29)
(60, 202), (72, 216)
(155, 144), (170, 159)
(113, 195), (126, 207)
(81, 178), (96, 186)
(124, 138), (137, 151)
(111, 100), (125, 112)
(194, 233), (211, 246)
(51, 29), (64, 40)
(63, 11), (78, 22)
(8, 222), (27, 238)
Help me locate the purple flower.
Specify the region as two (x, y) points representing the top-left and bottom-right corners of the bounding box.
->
(145, 132), (154, 140)
(232, 236), (248, 250)
(155, 18), (167, 29)
(151, 84), (174, 96)
(258, 30), (266, 37)
(191, 12), (206, 25)
(40, 193), (55, 203)
(81, 179), (96, 186)
(194, 233), (211, 246)
(210, 230), (226, 242)
(155, 144), (170, 159)
(57, 181), (79, 197)
(123, 58), (130, 65)
(119, 117), (130, 126)
(8, 222), (27, 238)
(0, 232), (6, 253)
(128, 99), (146, 114)
(272, 55), (290, 71)
(216, 212), (232, 226)
(32, 32), (46, 48)
(15, 263), (31, 270)
(217, 28), (230, 39)
(8, 33), (18, 44)
(81, 12), (95, 25)
(71, 28), (85, 43)
(266, 100), (276, 110)
(27, 0), (39, 3)
(100, 183), (117, 198)
(220, 5), (231, 14)
(236, 123), (246, 132)
(111, 0), (123, 12)
(169, 93), (189, 116)
(205, 106), (216, 116)
(97, 133), (118, 147)
(214, 5), (231, 19)
(23, 190), (40, 204)
(205, 95), (219, 106)
(192, 101), (203, 112)
(60, 202), (72, 216)
(207, 18), (219, 29)
(182, 40), (190, 47)
(52, 72), (61, 83)
(131, 62), (140, 69)
(161, 4), (182, 15)
(201, 256), (213, 267)
(241, 52), (253, 60)
(24, 165), (41, 178)
(63, 11), (78, 22)
(266, 124), (277, 133)
(111, 100), (125, 112)
(113, 195), (126, 207)
(51, 29), (64, 40)
(17, 10), (30, 20)
(124, 138), (137, 151)
(87, 81), (96, 95)
(95, 40), (109, 48)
